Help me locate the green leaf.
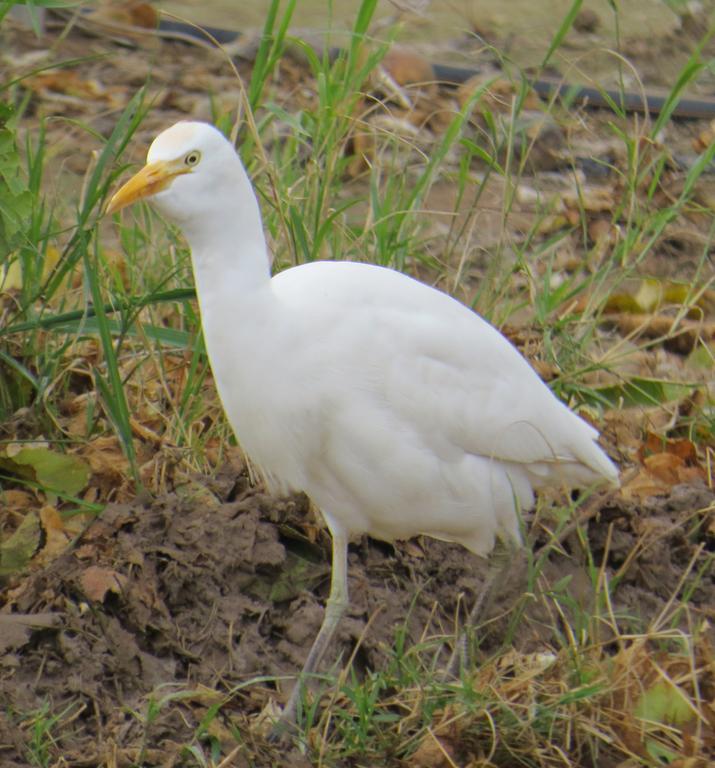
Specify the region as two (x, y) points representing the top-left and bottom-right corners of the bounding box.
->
(644, 738), (679, 764)
(241, 549), (326, 603)
(0, 122), (31, 253)
(635, 680), (694, 727)
(0, 445), (90, 495)
(578, 377), (695, 409)
(687, 341), (715, 371)
(0, 510), (40, 575)
(556, 682), (605, 705)
(269, 551), (327, 602)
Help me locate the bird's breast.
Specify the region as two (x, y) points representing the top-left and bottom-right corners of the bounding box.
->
(200, 300), (330, 493)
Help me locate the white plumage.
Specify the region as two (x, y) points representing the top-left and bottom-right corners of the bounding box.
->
(107, 121), (619, 725)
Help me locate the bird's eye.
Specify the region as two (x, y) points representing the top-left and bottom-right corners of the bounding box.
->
(184, 151), (201, 167)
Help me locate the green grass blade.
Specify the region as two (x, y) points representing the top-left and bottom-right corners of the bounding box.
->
(651, 43), (708, 136)
(82, 239), (138, 481)
(541, 0), (583, 68)
(247, 0), (297, 111)
(0, 288), (196, 336)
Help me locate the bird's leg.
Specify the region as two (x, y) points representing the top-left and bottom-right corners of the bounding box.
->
(274, 523), (350, 731)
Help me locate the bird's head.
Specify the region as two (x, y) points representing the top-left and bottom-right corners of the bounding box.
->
(106, 121), (241, 224)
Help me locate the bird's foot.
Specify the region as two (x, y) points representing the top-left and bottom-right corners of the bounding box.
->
(267, 680), (303, 743)
(267, 715), (299, 745)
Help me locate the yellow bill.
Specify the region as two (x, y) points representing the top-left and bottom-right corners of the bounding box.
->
(106, 159), (188, 215)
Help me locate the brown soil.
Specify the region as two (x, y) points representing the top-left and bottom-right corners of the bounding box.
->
(2, 464), (713, 766)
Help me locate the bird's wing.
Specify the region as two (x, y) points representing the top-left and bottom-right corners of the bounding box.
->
(272, 261), (616, 487)
(380, 305), (602, 473)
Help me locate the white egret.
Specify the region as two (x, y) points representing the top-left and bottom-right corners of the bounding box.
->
(107, 121), (619, 727)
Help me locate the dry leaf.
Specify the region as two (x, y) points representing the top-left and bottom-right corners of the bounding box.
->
(129, 416), (163, 446)
(88, 1), (158, 28)
(80, 565), (127, 602)
(623, 433), (706, 500)
(639, 433), (699, 463)
(562, 185), (615, 213)
(588, 217), (619, 245)
(693, 119), (715, 152)
(410, 723), (460, 768)
(603, 313), (715, 355)
(35, 505), (73, 563)
(0, 614), (60, 653)
(621, 469), (671, 501)
(27, 70), (106, 100)
(402, 539), (425, 558)
(381, 46), (434, 87)
(0, 489), (36, 511)
(79, 435), (131, 486)
(457, 74), (543, 114)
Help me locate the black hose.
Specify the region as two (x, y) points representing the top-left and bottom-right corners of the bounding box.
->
(66, 13), (715, 121)
(430, 62), (715, 119)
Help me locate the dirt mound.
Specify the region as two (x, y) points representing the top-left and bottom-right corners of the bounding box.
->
(1, 469), (712, 765)
(0, 470), (487, 765)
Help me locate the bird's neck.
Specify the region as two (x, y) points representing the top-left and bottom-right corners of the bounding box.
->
(189, 228), (271, 300)
(182, 180), (272, 299)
